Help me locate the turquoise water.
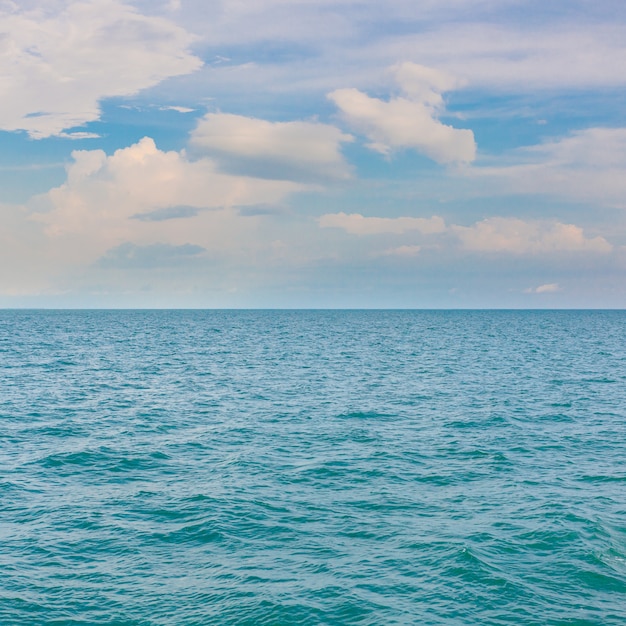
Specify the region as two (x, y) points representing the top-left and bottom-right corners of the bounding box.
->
(1, 310), (625, 625)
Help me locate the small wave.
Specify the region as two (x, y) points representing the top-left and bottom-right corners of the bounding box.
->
(579, 474), (626, 483)
(150, 519), (226, 546)
(336, 411), (394, 420)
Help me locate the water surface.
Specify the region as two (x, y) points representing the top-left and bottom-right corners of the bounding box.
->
(1, 310), (625, 624)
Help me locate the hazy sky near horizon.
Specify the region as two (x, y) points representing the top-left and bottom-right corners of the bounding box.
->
(1, 0), (626, 307)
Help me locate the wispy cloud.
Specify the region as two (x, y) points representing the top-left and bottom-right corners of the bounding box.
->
(524, 283), (561, 294)
(157, 105), (196, 113)
(471, 128), (626, 208)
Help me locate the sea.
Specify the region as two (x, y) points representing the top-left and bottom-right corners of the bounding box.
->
(1, 310), (625, 625)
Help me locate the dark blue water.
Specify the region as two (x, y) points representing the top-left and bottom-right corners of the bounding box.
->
(1, 310), (625, 625)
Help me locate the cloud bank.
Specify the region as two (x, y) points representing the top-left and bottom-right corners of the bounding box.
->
(320, 212), (612, 255)
(452, 217), (612, 254)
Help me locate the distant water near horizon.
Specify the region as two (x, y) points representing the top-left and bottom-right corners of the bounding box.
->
(1, 310), (625, 625)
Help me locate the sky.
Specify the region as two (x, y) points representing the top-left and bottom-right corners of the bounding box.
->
(1, 0), (626, 308)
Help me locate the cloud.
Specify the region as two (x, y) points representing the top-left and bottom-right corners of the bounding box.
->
(57, 131), (102, 140)
(525, 283), (561, 294)
(189, 113), (353, 181)
(374, 22), (626, 92)
(158, 105), (195, 113)
(320, 211), (612, 257)
(328, 63), (475, 164)
(97, 242), (205, 269)
(29, 137), (304, 264)
(318, 212), (446, 235)
(163, 3), (626, 116)
(0, 0), (201, 137)
(453, 217), (612, 254)
(530, 128), (626, 169)
(0, 131), (315, 296)
(472, 128), (626, 208)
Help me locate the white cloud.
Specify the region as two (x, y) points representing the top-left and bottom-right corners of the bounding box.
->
(320, 211), (612, 257)
(57, 131), (101, 140)
(189, 113), (353, 180)
(159, 105), (195, 113)
(0, 0), (201, 137)
(328, 63), (476, 164)
(525, 283), (561, 294)
(472, 128), (626, 208)
(374, 22), (626, 92)
(30, 137), (304, 261)
(453, 217), (612, 254)
(319, 212), (446, 235)
(113, 2), (626, 105)
(0, 135), (314, 297)
(530, 128), (626, 168)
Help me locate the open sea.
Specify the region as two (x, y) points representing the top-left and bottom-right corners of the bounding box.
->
(1, 309), (625, 625)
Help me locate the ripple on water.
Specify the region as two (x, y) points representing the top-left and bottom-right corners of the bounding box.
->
(1, 310), (625, 625)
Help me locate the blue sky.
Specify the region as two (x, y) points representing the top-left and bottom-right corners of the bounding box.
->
(1, 0), (625, 307)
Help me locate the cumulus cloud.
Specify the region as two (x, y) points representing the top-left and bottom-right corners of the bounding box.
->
(472, 128), (626, 208)
(327, 62), (476, 164)
(0, 134), (313, 296)
(189, 113), (353, 181)
(29, 137), (304, 263)
(0, 0), (201, 137)
(452, 217), (612, 254)
(319, 212), (446, 235)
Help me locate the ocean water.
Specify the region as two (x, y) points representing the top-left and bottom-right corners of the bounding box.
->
(1, 310), (625, 625)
